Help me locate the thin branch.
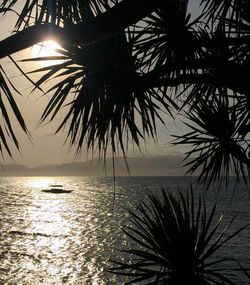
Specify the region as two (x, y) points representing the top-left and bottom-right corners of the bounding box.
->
(0, 0), (164, 59)
(0, 23), (64, 59)
(143, 59), (244, 81)
(140, 73), (246, 94)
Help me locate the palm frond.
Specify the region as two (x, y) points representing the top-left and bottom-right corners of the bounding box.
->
(23, 30), (174, 159)
(109, 186), (249, 284)
(173, 95), (250, 186)
(0, 0), (114, 28)
(0, 65), (29, 161)
(201, 0), (250, 29)
(130, 0), (202, 74)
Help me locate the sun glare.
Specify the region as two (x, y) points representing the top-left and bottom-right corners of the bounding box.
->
(31, 40), (64, 67)
(24, 178), (54, 189)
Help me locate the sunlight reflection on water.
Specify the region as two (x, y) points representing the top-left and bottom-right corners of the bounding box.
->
(0, 176), (249, 284)
(24, 178), (54, 190)
(0, 177), (126, 284)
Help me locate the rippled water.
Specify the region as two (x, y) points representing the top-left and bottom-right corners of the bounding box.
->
(0, 176), (249, 284)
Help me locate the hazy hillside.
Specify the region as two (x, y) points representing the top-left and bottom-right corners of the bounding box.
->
(0, 155), (188, 176)
(0, 164), (31, 176)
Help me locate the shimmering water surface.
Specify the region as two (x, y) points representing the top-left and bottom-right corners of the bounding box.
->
(0, 176), (249, 284)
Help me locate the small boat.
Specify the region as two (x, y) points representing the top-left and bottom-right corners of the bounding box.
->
(42, 184), (72, 193)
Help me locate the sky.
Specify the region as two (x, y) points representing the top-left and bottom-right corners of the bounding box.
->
(0, 1), (199, 169)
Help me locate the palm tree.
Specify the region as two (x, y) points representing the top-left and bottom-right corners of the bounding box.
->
(1, 2), (249, 284)
(0, 0), (250, 185)
(109, 187), (249, 284)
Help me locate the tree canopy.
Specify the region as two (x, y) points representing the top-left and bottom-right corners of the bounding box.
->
(0, 0), (250, 186)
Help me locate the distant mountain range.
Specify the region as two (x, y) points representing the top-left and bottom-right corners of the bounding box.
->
(0, 155), (190, 176)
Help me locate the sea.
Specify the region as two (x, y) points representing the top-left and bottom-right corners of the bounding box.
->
(0, 176), (249, 284)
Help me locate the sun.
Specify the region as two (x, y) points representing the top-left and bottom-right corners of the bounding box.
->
(31, 40), (64, 67)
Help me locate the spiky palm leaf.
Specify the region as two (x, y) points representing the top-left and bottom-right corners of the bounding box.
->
(131, 0), (202, 73)
(1, 0), (250, 184)
(0, 0), (117, 28)
(173, 95), (250, 186)
(109, 187), (249, 284)
(201, 0), (250, 29)
(0, 66), (29, 161)
(23, 29), (175, 158)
